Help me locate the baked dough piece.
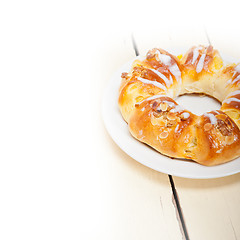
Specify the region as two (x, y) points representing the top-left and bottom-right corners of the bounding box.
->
(118, 46), (240, 166)
(119, 48), (182, 122)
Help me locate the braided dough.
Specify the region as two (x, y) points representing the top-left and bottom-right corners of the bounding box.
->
(118, 45), (240, 166)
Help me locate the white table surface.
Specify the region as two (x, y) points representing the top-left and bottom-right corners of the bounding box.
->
(0, 1), (240, 239)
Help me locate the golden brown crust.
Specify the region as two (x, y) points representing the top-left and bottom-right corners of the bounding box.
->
(118, 45), (240, 166)
(194, 111), (240, 165)
(221, 91), (240, 130)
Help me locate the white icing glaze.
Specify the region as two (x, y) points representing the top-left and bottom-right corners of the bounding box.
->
(196, 53), (206, 73)
(232, 71), (237, 79)
(232, 75), (240, 84)
(135, 94), (166, 106)
(155, 50), (182, 83)
(162, 100), (175, 107)
(213, 110), (220, 115)
(192, 46), (202, 64)
(182, 112), (190, 119)
(235, 63), (240, 72)
(169, 64), (182, 83)
(155, 50), (172, 65)
(227, 65), (240, 85)
(170, 104), (184, 113)
(149, 68), (172, 87)
(204, 113), (217, 125)
(223, 97), (240, 104)
(141, 107), (145, 112)
(216, 149), (223, 154)
(227, 78), (233, 85)
(175, 124), (180, 133)
(137, 77), (167, 91)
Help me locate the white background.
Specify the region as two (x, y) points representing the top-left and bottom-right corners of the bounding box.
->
(0, 0), (240, 239)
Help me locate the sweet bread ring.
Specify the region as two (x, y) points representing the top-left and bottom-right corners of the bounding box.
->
(118, 46), (240, 166)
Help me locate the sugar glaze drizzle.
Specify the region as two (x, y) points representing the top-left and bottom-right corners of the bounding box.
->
(149, 68), (173, 87)
(137, 77), (167, 91)
(204, 113), (217, 125)
(155, 50), (182, 83)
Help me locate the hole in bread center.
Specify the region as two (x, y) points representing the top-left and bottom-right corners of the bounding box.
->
(176, 93), (221, 116)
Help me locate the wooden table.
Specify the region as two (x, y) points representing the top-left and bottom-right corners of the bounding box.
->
(1, 1), (240, 239)
(99, 27), (240, 240)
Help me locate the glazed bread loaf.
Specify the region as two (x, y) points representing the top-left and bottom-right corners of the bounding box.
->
(118, 45), (240, 166)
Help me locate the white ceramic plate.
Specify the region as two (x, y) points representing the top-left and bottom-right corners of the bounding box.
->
(101, 52), (240, 179)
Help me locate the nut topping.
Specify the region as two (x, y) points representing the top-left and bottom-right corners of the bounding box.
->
(160, 102), (168, 111)
(152, 111), (161, 118)
(152, 101), (158, 108)
(225, 135), (235, 145)
(216, 119), (232, 136)
(166, 120), (177, 127)
(146, 49), (156, 59)
(159, 131), (168, 139)
(135, 96), (144, 103)
(204, 123), (213, 131)
(121, 72), (128, 78)
(167, 112), (177, 121)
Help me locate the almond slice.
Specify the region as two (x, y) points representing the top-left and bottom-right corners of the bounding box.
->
(160, 102), (168, 111)
(159, 131), (168, 139)
(204, 123), (213, 131)
(167, 112), (177, 121)
(153, 111), (161, 118)
(225, 135), (235, 145)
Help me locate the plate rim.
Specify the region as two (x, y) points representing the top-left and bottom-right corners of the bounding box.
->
(101, 50), (240, 179)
